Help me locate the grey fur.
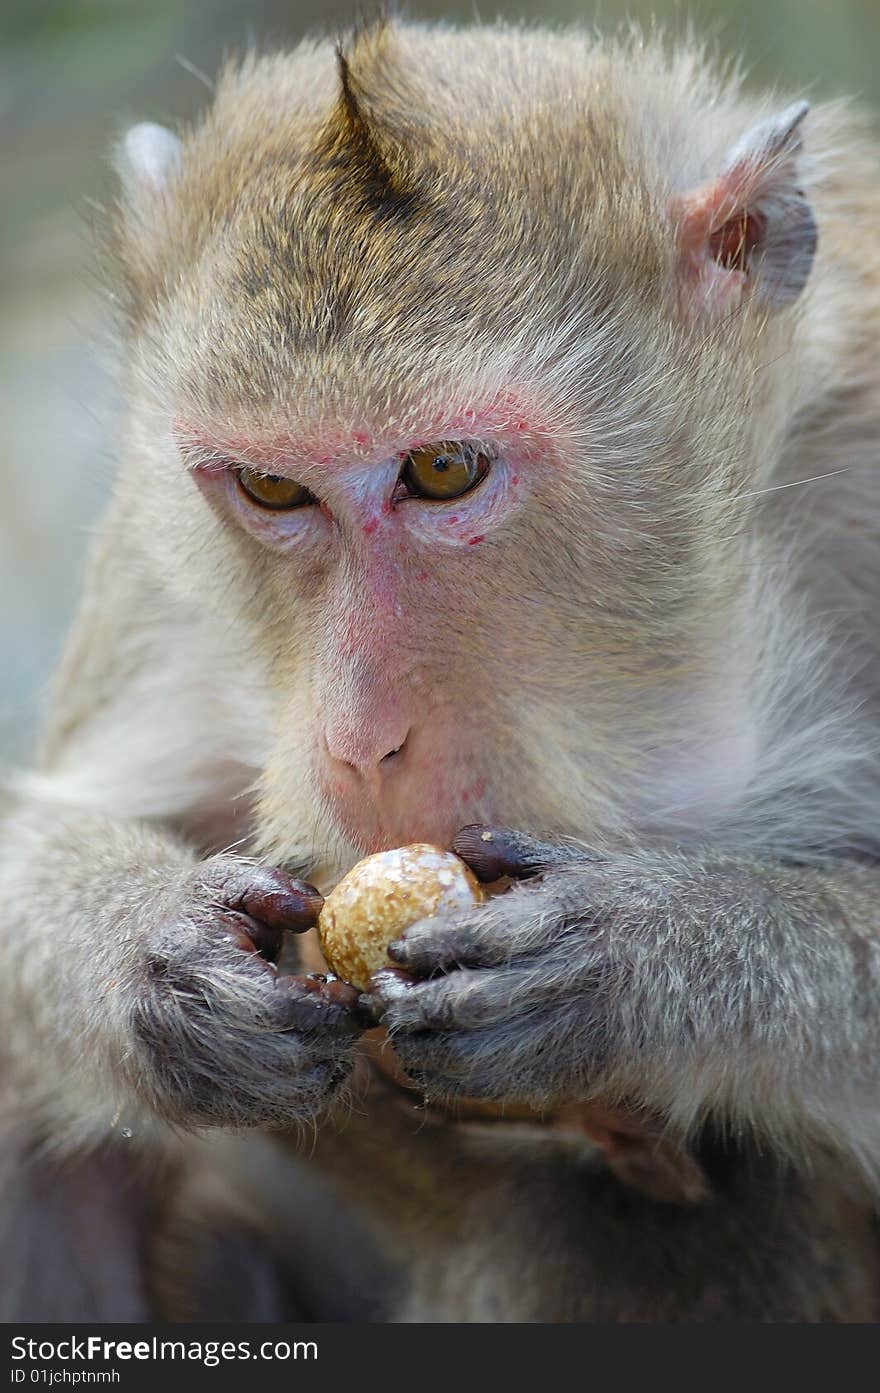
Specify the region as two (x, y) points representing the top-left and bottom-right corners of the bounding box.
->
(2, 20), (880, 1321)
(375, 841), (880, 1168)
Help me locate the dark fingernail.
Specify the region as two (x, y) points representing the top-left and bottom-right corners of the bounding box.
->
(452, 824), (541, 880)
(292, 881), (325, 911)
(386, 938), (409, 963)
(274, 974), (362, 1036)
(273, 881), (325, 929)
(316, 974), (361, 1010)
(240, 878), (325, 933)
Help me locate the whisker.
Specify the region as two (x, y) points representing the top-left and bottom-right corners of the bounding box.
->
(742, 466), (852, 499)
(174, 53), (214, 91)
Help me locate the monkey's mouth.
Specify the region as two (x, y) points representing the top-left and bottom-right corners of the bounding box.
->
(318, 771), (488, 855)
(313, 717), (494, 853)
(333, 804), (466, 856)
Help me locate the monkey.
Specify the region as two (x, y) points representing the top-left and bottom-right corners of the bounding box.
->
(2, 14), (880, 1322)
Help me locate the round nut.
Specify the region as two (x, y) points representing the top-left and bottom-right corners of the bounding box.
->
(317, 844), (484, 991)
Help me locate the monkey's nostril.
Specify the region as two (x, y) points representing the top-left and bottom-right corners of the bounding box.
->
(322, 726), (411, 775)
(380, 731), (412, 766)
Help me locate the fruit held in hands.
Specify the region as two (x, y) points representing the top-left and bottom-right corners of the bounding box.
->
(317, 844), (485, 991)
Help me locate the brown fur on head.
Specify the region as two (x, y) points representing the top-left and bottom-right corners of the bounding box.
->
(109, 19), (851, 877)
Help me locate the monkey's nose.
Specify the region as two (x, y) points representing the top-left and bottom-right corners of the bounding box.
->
(321, 725), (412, 783)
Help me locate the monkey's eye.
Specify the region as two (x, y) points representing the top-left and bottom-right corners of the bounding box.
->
(236, 467), (315, 510)
(399, 442), (490, 501)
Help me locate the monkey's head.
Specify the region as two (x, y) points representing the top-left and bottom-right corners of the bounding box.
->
(112, 22), (823, 870)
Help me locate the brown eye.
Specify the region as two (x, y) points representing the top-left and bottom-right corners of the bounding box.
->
(400, 442), (490, 501)
(237, 467), (314, 510)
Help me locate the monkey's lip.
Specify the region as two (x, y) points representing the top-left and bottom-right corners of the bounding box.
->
(351, 821), (463, 856)
(321, 788), (471, 856)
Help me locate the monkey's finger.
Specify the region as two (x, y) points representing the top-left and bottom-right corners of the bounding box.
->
(387, 879), (590, 975)
(199, 860), (324, 933)
(356, 989), (388, 1027)
(372, 957), (592, 1032)
(272, 972), (363, 1037)
(222, 912), (283, 965)
(230, 869), (325, 932)
(452, 825), (595, 881)
(386, 911), (493, 973)
(357, 966), (426, 1026)
(386, 1003), (589, 1102)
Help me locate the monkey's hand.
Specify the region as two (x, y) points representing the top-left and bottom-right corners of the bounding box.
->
(366, 825), (688, 1107)
(129, 856), (363, 1128)
(366, 827), (880, 1148)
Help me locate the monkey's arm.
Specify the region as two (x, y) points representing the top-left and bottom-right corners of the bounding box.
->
(372, 828), (880, 1171)
(0, 796), (362, 1145)
(0, 544), (362, 1147)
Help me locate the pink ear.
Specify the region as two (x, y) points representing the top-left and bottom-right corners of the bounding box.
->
(673, 102), (817, 316)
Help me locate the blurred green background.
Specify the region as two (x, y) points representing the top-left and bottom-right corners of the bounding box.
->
(2, 0), (879, 761)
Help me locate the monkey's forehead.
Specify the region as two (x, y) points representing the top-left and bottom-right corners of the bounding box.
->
(123, 23), (774, 304)
(191, 23), (761, 199)
(145, 25), (679, 304)
(116, 22), (803, 420)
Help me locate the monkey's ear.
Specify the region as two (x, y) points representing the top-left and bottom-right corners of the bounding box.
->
(114, 122), (182, 222)
(673, 102), (817, 316)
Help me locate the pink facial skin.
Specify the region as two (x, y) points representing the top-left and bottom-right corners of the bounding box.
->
(185, 429), (538, 555)
(178, 392), (553, 472)
(316, 749), (486, 855)
(178, 401), (556, 851)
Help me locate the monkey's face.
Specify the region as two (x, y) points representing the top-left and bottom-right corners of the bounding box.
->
(177, 410), (616, 860)
(116, 26), (816, 868)
(151, 358), (768, 868)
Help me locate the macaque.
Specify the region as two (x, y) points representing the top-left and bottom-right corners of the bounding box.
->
(3, 16), (880, 1321)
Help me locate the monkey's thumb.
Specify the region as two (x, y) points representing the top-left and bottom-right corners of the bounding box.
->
(452, 825), (583, 881)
